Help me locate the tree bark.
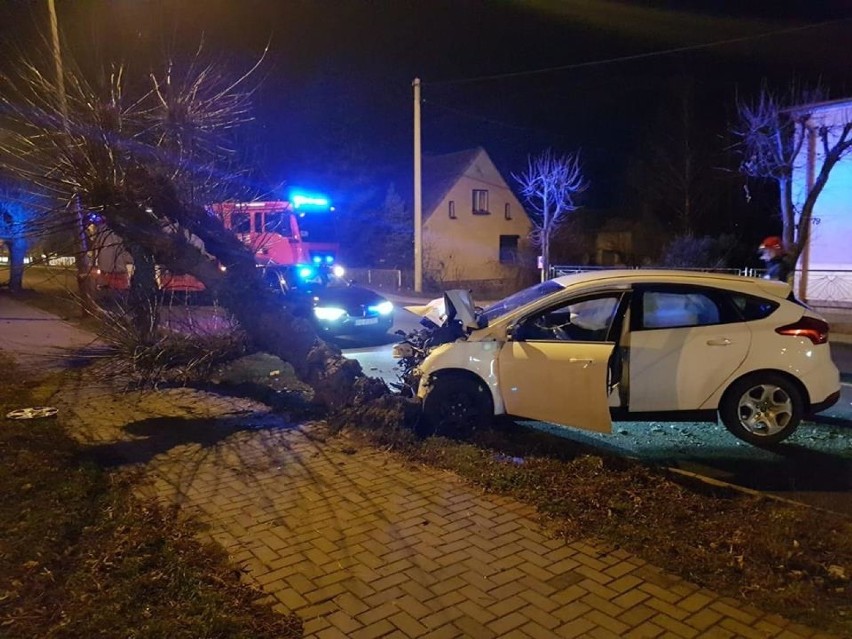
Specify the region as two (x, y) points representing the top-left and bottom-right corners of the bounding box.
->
(96, 186), (366, 412)
(7, 236), (27, 292)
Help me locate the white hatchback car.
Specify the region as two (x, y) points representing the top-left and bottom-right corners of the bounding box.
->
(414, 270), (841, 447)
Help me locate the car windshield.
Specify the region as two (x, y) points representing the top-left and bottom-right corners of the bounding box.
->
(481, 280), (565, 323)
(280, 266), (347, 291)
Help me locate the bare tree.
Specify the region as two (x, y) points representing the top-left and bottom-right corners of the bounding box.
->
(734, 83), (852, 265)
(0, 44), (372, 411)
(514, 149), (588, 281)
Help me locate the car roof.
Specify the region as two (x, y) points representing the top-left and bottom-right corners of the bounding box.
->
(552, 269), (792, 299)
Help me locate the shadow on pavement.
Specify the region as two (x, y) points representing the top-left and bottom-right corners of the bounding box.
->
(80, 413), (294, 468)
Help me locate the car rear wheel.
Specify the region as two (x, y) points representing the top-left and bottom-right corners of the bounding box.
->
(418, 373), (493, 439)
(719, 373), (803, 446)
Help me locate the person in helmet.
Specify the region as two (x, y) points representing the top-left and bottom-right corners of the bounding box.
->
(759, 236), (792, 282)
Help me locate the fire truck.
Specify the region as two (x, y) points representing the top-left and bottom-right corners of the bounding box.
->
(94, 194), (341, 292)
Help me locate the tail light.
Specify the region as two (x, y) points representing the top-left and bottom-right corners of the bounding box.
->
(775, 316), (829, 345)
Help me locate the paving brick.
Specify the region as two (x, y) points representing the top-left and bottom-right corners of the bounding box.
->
(389, 610), (429, 637)
(677, 591), (715, 613)
(580, 591), (626, 618)
(587, 627), (625, 639)
(356, 600), (400, 626)
(719, 616), (780, 638)
(518, 587), (560, 614)
(420, 623), (464, 639)
(488, 579), (527, 601)
(638, 581), (683, 605)
(363, 585), (405, 608)
(685, 607), (724, 632)
(353, 619), (396, 639)
(694, 628), (736, 638)
(645, 595), (691, 621)
(488, 610), (528, 635)
(400, 578), (436, 603)
(301, 614), (332, 636)
(487, 593), (527, 618)
(612, 584), (650, 609)
(454, 615), (498, 639)
(556, 617), (597, 638)
(456, 598), (497, 625)
(617, 603), (658, 627)
(623, 621), (666, 638)
(392, 594), (433, 621)
(315, 625), (350, 639)
(420, 606), (466, 630)
(708, 600), (759, 626)
(431, 575), (467, 597)
(552, 599), (593, 623)
(551, 583), (588, 607)
(518, 602), (561, 630)
(326, 610), (363, 635)
(650, 612), (700, 637)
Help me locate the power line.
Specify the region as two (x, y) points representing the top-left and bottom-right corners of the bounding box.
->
(427, 17), (852, 87)
(425, 99), (574, 140)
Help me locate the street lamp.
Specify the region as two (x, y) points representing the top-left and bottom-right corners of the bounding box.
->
(413, 77), (422, 293)
(46, 0), (95, 313)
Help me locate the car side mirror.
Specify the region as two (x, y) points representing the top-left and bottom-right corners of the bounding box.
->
(508, 324), (523, 341)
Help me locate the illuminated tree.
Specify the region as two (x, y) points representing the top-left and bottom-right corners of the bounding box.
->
(514, 149), (588, 281)
(0, 174), (39, 292)
(734, 84), (852, 265)
(0, 44), (369, 410)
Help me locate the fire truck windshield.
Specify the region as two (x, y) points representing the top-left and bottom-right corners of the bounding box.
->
(296, 212), (338, 243)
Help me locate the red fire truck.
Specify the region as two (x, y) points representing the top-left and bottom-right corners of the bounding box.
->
(95, 195), (341, 291)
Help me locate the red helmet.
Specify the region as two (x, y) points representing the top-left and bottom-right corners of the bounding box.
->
(759, 236), (783, 251)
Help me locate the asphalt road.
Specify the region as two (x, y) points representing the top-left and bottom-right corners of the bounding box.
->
(336, 310), (852, 516)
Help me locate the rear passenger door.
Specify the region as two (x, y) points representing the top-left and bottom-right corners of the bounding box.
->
(627, 285), (751, 412)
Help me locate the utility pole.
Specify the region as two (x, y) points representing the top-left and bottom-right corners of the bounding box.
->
(47, 0), (95, 314)
(413, 77), (422, 293)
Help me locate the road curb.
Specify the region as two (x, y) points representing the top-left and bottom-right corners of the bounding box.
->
(665, 466), (852, 518)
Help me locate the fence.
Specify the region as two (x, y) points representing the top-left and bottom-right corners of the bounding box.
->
(346, 267), (411, 290)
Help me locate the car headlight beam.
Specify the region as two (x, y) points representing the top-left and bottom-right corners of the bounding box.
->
(369, 301), (394, 316)
(314, 306), (346, 321)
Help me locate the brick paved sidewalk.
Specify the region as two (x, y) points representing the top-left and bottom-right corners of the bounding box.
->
(56, 383), (839, 639)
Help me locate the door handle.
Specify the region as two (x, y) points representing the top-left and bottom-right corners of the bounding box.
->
(706, 338), (732, 346)
(569, 358), (594, 368)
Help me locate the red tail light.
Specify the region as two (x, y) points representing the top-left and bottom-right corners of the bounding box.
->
(775, 317), (829, 345)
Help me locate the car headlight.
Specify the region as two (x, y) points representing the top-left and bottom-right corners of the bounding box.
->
(314, 306), (346, 321)
(369, 301), (394, 316)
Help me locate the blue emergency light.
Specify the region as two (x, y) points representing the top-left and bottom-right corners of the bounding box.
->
(291, 191), (331, 211)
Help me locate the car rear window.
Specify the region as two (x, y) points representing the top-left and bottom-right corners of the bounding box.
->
(730, 293), (779, 321)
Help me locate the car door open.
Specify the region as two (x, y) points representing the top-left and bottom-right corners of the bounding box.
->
(495, 293), (625, 433)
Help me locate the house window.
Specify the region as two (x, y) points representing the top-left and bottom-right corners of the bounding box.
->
(472, 189), (489, 215)
(504, 203), (511, 220)
(499, 235), (519, 264)
(448, 200), (456, 219)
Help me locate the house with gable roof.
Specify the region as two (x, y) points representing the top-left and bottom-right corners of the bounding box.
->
(421, 147), (535, 294)
(789, 97), (852, 308)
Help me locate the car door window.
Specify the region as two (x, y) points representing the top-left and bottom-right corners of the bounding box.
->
(640, 290), (721, 329)
(264, 270), (284, 293)
(518, 294), (621, 342)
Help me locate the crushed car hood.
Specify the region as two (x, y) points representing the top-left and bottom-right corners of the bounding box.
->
(404, 290), (480, 330)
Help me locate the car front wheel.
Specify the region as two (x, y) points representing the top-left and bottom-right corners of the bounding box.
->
(719, 373), (803, 446)
(418, 373), (493, 439)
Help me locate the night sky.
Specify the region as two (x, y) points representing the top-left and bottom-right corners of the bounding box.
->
(2, 1), (851, 232)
